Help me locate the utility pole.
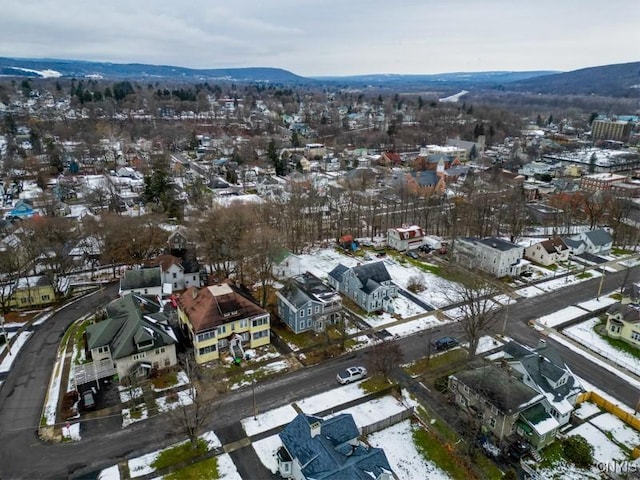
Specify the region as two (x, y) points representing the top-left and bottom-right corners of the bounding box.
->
(0, 314), (9, 355)
(252, 378), (258, 420)
(597, 264), (606, 301)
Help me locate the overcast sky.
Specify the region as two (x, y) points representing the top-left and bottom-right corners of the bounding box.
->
(1, 0), (638, 77)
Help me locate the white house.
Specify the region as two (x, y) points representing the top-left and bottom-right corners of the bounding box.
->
(148, 254), (202, 292)
(454, 237), (528, 278)
(580, 228), (613, 255)
(387, 225), (425, 251)
(524, 237), (570, 266)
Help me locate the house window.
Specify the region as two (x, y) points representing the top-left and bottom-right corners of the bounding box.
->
(218, 338), (228, 348)
(165, 358), (171, 367)
(459, 396), (467, 406)
(610, 324), (621, 334)
(144, 289), (148, 294)
(193, 275), (197, 281)
(197, 331), (215, 342)
(252, 317), (268, 327)
(172, 272), (177, 279)
(154, 347), (165, 355)
(632, 331), (640, 342)
(41, 294), (50, 301)
(173, 283), (177, 288)
(239, 319), (248, 329)
(252, 330), (269, 341)
(315, 306), (320, 313)
(20, 298), (28, 304)
(307, 308), (312, 316)
(198, 345), (216, 355)
(132, 352), (146, 360)
(489, 418), (496, 428)
(463, 385), (469, 393)
(218, 325), (227, 335)
(300, 310), (304, 318)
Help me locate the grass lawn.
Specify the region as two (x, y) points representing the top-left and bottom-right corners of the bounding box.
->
(539, 440), (564, 468)
(404, 348), (468, 377)
(594, 322), (640, 360)
(152, 439), (209, 471)
(164, 456), (219, 480)
(360, 375), (393, 393)
(576, 272), (593, 279)
(612, 248), (635, 256)
(413, 425), (473, 479)
(151, 371), (179, 390)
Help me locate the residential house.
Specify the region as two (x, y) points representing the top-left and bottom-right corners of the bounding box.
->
(276, 272), (342, 334)
(605, 303), (640, 347)
(5, 199), (35, 220)
(167, 226), (189, 253)
(327, 261), (397, 313)
(277, 413), (394, 480)
(387, 225), (425, 252)
(621, 283), (640, 304)
(454, 237), (528, 278)
(501, 340), (583, 431)
(2, 275), (70, 308)
(177, 282), (270, 364)
(378, 151), (402, 167)
(84, 293), (177, 380)
(524, 237), (570, 266)
(580, 228), (613, 255)
(119, 266), (163, 297)
(147, 254), (202, 292)
(449, 365), (549, 447)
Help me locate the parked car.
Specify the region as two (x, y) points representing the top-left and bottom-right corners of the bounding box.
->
(433, 336), (459, 351)
(82, 390), (96, 410)
(336, 366), (368, 384)
(406, 251), (419, 260)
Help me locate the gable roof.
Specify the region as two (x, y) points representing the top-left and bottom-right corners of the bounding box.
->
(328, 264), (349, 283)
(582, 228), (613, 246)
(120, 266), (162, 291)
(279, 413), (393, 480)
(607, 303), (640, 323)
(351, 262), (392, 290)
(539, 237), (569, 254)
(178, 282), (267, 333)
(279, 272), (339, 309)
(478, 237), (522, 252)
(454, 365), (543, 415)
(85, 293), (175, 360)
(147, 254), (184, 272)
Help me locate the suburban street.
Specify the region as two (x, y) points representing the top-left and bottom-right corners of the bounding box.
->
(1, 266), (640, 479)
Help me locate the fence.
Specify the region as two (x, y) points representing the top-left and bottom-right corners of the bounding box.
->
(562, 330), (640, 377)
(576, 391), (640, 458)
(360, 407), (415, 436)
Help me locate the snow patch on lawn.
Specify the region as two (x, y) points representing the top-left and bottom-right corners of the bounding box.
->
(97, 465), (121, 480)
(384, 314), (449, 338)
(573, 401), (601, 420)
(368, 420), (449, 480)
(62, 422), (81, 441)
(152, 370), (189, 392)
(567, 422), (627, 463)
(217, 453), (242, 479)
(242, 404), (298, 436)
(590, 412), (640, 446)
(462, 335), (503, 354)
(0, 331), (32, 371)
(326, 396), (409, 428)
(118, 386), (143, 403)
(252, 435), (281, 474)
(515, 285), (545, 298)
(576, 295), (617, 311)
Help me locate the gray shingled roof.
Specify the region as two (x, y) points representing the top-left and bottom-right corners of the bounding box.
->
(279, 413), (393, 480)
(120, 266), (162, 291)
(583, 228), (613, 247)
(607, 303), (640, 323)
(454, 365), (542, 415)
(352, 261), (391, 286)
(478, 237), (521, 252)
(86, 294), (175, 360)
(328, 264), (349, 282)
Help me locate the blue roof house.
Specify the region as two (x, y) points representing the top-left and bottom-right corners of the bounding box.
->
(327, 261), (397, 313)
(277, 413), (394, 480)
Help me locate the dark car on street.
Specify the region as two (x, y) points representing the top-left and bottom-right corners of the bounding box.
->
(433, 336), (459, 351)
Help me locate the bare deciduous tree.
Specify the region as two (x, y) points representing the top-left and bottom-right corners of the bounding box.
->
(368, 339), (403, 379)
(442, 273), (503, 357)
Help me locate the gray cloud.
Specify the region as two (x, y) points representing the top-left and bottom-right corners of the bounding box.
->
(0, 0), (638, 76)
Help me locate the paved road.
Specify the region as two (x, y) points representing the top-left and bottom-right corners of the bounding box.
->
(2, 267), (640, 479)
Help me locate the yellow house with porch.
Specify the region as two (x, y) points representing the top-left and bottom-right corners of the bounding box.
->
(177, 282), (270, 364)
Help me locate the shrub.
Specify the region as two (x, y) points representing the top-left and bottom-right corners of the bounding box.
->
(563, 435), (594, 468)
(407, 275), (426, 293)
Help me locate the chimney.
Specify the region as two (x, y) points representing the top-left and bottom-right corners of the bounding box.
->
(310, 421), (321, 438)
(537, 339), (547, 350)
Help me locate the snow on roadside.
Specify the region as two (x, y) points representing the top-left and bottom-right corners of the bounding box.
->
(553, 336), (640, 391)
(43, 359), (63, 425)
(368, 420), (450, 480)
(122, 405), (149, 428)
(252, 435), (281, 473)
(576, 295), (617, 311)
(97, 465), (121, 480)
(216, 453), (242, 479)
(62, 422), (81, 441)
(118, 386), (143, 403)
(0, 332), (32, 371)
(537, 306), (589, 328)
(515, 285), (545, 298)
(297, 381), (368, 414)
(462, 335), (503, 354)
(385, 314), (449, 338)
(242, 404), (298, 437)
(326, 396), (408, 428)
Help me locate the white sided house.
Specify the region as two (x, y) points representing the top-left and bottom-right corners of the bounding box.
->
(524, 237), (570, 267)
(454, 237), (528, 278)
(387, 225), (425, 251)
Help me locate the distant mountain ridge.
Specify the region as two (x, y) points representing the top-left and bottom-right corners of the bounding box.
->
(505, 61), (640, 97)
(0, 57), (637, 96)
(0, 57), (308, 83)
